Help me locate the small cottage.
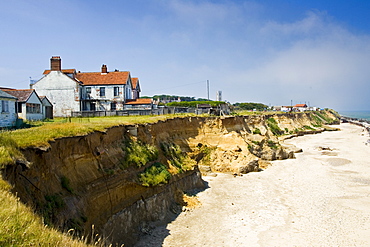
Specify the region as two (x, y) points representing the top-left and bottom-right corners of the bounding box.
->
(0, 89), (18, 127)
(3, 89), (45, 121)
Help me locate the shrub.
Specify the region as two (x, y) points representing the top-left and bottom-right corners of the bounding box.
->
(60, 176), (73, 193)
(161, 142), (195, 172)
(267, 140), (278, 149)
(252, 128), (261, 135)
(123, 139), (158, 168)
(139, 162), (171, 187)
(266, 117), (284, 136)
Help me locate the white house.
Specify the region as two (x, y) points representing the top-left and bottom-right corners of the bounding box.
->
(294, 104), (308, 112)
(3, 89), (45, 121)
(0, 89), (18, 127)
(32, 56), (137, 116)
(76, 64), (133, 111)
(31, 56), (82, 117)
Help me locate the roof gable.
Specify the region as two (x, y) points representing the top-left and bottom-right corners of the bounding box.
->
(131, 77), (140, 90)
(76, 71), (131, 86)
(43, 69), (76, 75)
(0, 89), (17, 100)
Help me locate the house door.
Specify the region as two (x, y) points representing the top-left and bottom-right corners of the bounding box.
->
(45, 106), (53, 119)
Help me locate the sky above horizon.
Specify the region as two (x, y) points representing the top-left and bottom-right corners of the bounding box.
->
(1, 0), (370, 111)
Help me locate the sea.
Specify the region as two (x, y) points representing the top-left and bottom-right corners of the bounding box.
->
(339, 111), (370, 121)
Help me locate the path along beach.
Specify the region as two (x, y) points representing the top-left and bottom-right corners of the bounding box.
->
(136, 123), (370, 246)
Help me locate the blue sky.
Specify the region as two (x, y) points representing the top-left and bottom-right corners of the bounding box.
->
(1, 0), (370, 111)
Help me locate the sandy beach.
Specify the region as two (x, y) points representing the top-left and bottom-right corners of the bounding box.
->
(136, 123), (370, 246)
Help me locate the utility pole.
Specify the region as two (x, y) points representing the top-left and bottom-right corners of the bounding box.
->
(207, 80), (209, 100)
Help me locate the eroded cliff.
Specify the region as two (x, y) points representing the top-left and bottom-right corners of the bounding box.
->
(1, 110), (339, 246)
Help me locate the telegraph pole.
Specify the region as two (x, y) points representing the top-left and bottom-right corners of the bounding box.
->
(207, 80), (209, 100)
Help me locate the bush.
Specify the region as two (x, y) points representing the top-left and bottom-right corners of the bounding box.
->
(123, 139), (158, 168)
(266, 117), (284, 136)
(252, 128), (261, 135)
(161, 142), (195, 172)
(139, 162), (171, 187)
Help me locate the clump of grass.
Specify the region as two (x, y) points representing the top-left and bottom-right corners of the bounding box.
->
(139, 162), (171, 187)
(123, 139), (158, 168)
(61, 176), (73, 193)
(195, 144), (216, 167)
(266, 117), (284, 136)
(252, 128), (261, 135)
(267, 140), (279, 150)
(161, 142), (196, 172)
(0, 135), (23, 169)
(303, 125), (315, 131)
(0, 181), (91, 246)
(313, 111), (334, 124)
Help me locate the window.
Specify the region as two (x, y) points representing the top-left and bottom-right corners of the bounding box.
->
(17, 102), (22, 113)
(111, 102), (117, 111)
(100, 87), (105, 97)
(86, 87), (91, 94)
(1, 100), (9, 113)
(26, 103), (41, 113)
(114, 87), (119, 97)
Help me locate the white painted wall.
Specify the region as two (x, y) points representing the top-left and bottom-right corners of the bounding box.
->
(18, 92), (43, 121)
(0, 98), (17, 127)
(32, 71), (81, 117)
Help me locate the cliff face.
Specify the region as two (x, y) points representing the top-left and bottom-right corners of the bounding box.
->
(2, 110), (339, 246)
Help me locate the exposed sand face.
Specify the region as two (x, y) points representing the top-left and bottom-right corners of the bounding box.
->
(136, 123), (370, 246)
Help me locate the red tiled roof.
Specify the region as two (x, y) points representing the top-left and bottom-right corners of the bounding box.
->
(125, 98), (152, 105)
(132, 77), (139, 89)
(294, 104), (307, 107)
(3, 89), (34, 102)
(43, 69), (76, 75)
(76, 71), (130, 86)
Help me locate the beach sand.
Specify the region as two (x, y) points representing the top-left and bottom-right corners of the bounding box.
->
(136, 123), (370, 246)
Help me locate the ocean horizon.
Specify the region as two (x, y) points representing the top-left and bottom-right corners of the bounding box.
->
(339, 110), (370, 121)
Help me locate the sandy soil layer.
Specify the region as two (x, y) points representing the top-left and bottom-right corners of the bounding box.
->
(136, 123), (370, 246)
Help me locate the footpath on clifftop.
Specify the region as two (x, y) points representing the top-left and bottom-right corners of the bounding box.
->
(136, 123), (370, 247)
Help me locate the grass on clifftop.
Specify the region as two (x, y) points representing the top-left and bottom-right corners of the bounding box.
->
(0, 180), (93, 247)
(0, 115), (187, 149)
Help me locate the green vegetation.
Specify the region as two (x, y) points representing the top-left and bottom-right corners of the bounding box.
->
(61, 176), (73, 193)
(161, 142), (196, 172)
(195, 144), (216, 166)
(266, 117), (284, 136)
(233, 102), (268, 111)
(123, 139), (158, 168)
(267, 140), (279, 150)
(0, 135), (23, 169)
(166, 101), (225, 107)
(0, 179), (91, 246)
(143, 94), (209, 102)
(0, 115), (182, 149)
(41, 194), (65, 226)
(252, 128), (261, 135)
(313, 111), (335, 124)
(139, 162), (171, 187)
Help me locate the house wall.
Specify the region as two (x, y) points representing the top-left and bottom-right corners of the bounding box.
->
(32, 71), (81, 117)
(18, 92), (43, 121)
(0, 98), (17, 127)
(82, 85), (129, 111)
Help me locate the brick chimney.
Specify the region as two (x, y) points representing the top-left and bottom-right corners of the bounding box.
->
(50, 56), (61, 71)
(101, 64), (107, 74)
